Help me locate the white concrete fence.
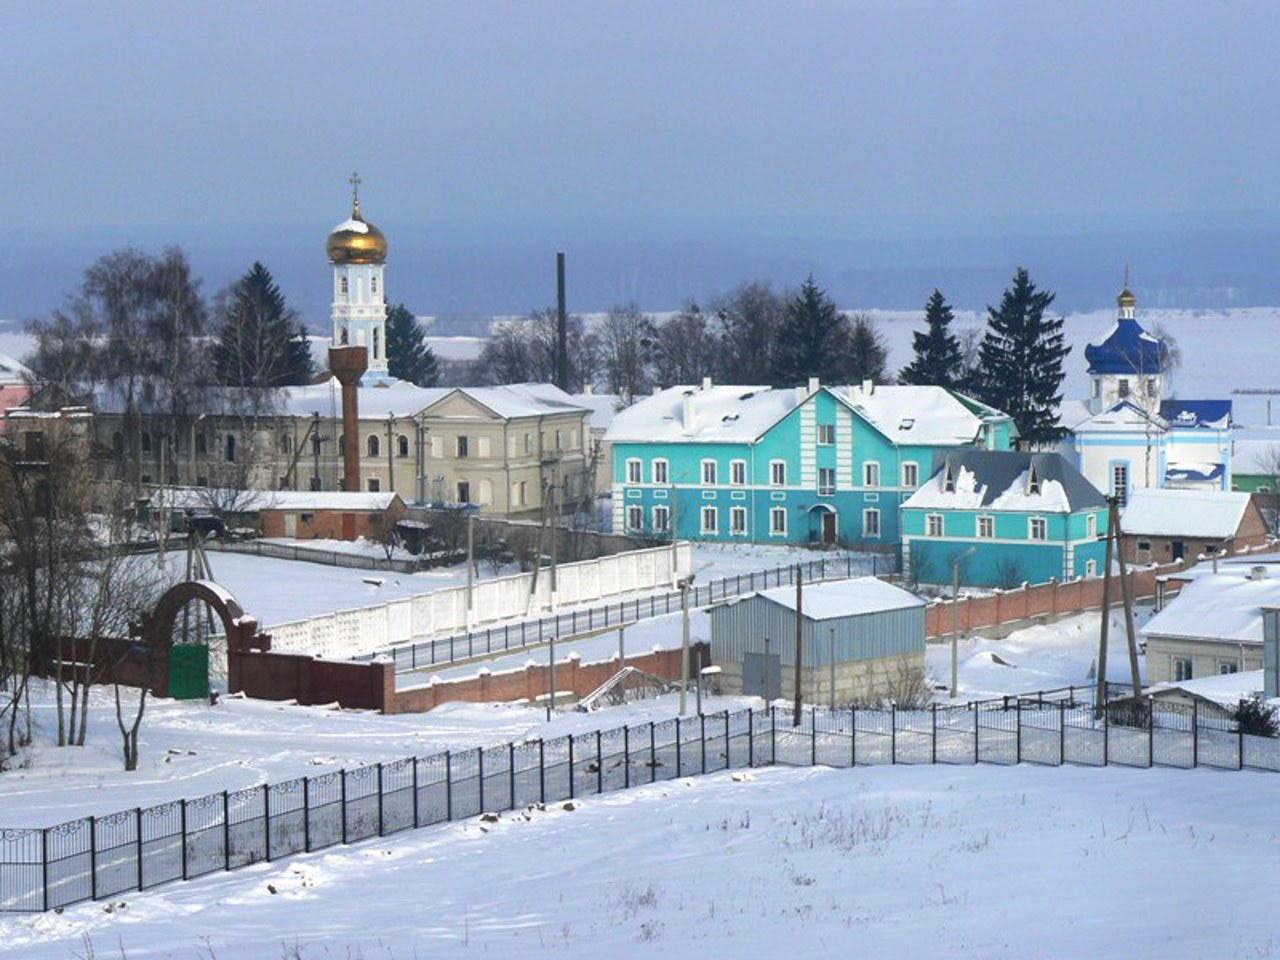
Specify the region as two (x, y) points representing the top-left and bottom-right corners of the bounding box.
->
(265, 543), (692, 660)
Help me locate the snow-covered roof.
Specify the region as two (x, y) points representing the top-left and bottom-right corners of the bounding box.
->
(606, 381), (1008, 447)
(154, 488), (399, 513)
(1141, 572), (1280, 643)
(1084, 318), (1167, 375)
(1232, 436), (1280, 476)
(571, 391), (625, 431)
(1071, 400), (1163, 435)
(1161, 399), (1233, 431)
(274, 381), (586, 421)
(832, 384), (1009, 446)
(1058, 399), (1093, 432)
(743, 576), (925, 620)
(1121, 488), (1252, 538)
(902, 450), (1105, 514)
(1147, 670), (1264, 709)
(606, 383), (793, 443)
(0, 352), (29, 384)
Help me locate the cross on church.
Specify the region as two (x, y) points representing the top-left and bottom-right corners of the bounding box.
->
(349, 171), (362, 204)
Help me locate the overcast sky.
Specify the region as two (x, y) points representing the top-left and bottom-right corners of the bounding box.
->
(7, 1), (1278, 233)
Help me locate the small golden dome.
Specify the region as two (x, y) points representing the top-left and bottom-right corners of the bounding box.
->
(1117, 286), (1137, 308)
(326, 200), (387, 264)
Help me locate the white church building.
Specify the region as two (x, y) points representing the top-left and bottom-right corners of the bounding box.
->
(1062, 287), (1232, 504)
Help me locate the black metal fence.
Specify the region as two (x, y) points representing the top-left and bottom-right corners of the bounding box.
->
(205, 539), (422, 574)
(3, 693), (1273, 914)
(371, 552), (892, 675)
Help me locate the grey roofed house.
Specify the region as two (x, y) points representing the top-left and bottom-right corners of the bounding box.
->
(922, 449), (1108, 512)
(707, 577), (926, 706)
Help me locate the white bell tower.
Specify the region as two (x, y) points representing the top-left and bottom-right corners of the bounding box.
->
(327, 173), (389, 383)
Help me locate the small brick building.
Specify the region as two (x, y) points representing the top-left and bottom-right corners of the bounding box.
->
(1120, 488), (1270, 565)
(258, 491), (405, 541)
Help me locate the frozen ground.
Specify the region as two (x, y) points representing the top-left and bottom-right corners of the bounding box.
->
(2, 761), (1276, 960)
(0, 592), (1273, 958)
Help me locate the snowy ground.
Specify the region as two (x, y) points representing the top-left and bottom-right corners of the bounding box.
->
(4, 599), (1260, 959)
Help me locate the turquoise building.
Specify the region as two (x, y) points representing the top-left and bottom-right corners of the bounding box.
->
(606, 378), (1014, 549)
(901, 449), (1108, 588)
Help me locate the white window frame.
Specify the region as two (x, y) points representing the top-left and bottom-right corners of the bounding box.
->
(818, 423), (835, 446)
(626, 458), (642, 484)
(926, 514), (944, 537)
(701, 505), (718, 534)
(626, 505), (644, 532)
(902, 462), (919, 488)
(1085, 558), (1097, 578)
(977, 515), (994, 539)
(653, 458), (669, 484)
(818, 467), (835, 496)
(863, 508), (880, 538)
(653, 505), (670, 533)
(863, 461), (881, 488)
(731, 506), (747, 536)
(1087, 513), (1098, 539)
(730, 459), (747, 486)
(701, 459), (718, 486)
(1029, 517), (1047, 541)
(770, 460), (787, 486)
(770, 506), (787, 536)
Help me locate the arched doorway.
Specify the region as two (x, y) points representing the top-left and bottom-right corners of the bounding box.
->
(807, 504), (839, 545)
(141, 580), (263, 700)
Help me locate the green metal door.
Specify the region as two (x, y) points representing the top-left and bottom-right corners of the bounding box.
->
(169, 644), (210, 700)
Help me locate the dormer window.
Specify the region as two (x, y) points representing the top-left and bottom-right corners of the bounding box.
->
(943, 466), (956, 493)
(899, 418), (914, 431)
(1028, 466), (1041, 496)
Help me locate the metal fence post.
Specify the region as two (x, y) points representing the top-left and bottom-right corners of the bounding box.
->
(303, 779), (312, 852)
(811, 707), (817, 767)
(1016, 699), (1022, 764)
(264, 783), (273, 859)
(675, 718), (682, 777)
(891, 705), (897, 764)
(138, 808), (146, 890)
(89, 815), (97, 900)
(650, 722), (657, 783)
(376, 763), (385, 835)
(1148, 702), (1155, 768)
(624, 725), (631, 788)
(413, 760), (421, 828)
(509, 743), (517, 808)
(539, 740), (546, 803)
(478, 748), (486, 812)
(701, 715), (708, 775)
(725, 711), (731, 770)
(340, 773), (349, 844)
(1059, 700), (1066, 766)
(1103, 700), (1110, 766)
(445, 751), (453, 820)
(41, 827), (49, 913)
(851, 705), (857, 767)
(1192, 700), (1199, 768)
(974, 706), (980, 764)
(931, 704), (937, 765)
(1239, 718), (1245, 770)
(596, 731), (603, 794)
(770, 705), (777, 765)
(180, 799), (189, 879)
(748, 710), (755, 767)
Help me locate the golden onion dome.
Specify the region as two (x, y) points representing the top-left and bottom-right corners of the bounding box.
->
(1117, 286), (1137, 309)
(326, 200), (387, 264)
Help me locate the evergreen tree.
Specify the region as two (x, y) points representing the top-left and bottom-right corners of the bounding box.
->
(975, 267), (1070, 446)
(771, 275), (851, 386)
(846, 313), (889, 384)
(386, 303), (440, 386)
(899, 289), (963, 387)
(211, 262), (312, 388)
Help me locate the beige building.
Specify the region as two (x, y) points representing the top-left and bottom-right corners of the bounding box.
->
(80, 380), (591, 520)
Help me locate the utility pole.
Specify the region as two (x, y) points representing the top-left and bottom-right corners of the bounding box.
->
(678, 576), (691, 715)
(466, 510), (475, 629)
(793, 564), (803, 725)
(1095, 498), (1117, 718)
(1111, 499), (1143, 696)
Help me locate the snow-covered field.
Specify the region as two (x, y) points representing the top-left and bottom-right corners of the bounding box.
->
(4, 579), (1264, 960)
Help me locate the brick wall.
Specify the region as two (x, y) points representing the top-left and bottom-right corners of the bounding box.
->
(924, 562), (1188, 640)
(227, 643), (706, 715)
(260, 509), (388, 541)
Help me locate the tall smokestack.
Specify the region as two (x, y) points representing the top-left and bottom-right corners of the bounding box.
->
(329, 345), (368, 492)
(556, 252), (568, 391)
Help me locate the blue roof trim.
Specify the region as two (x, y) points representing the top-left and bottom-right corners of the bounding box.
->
(1160, 400), (1233, 430)
(1084, 318), (1168, 375)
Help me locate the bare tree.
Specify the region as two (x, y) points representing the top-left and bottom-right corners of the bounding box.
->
(650, 302), (717, 388)
(710, 282), (786, 385)
(597, 304), (656, 400)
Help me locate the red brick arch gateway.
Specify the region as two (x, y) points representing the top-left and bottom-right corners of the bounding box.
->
(139, 580), (269, 698)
